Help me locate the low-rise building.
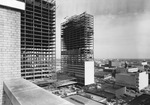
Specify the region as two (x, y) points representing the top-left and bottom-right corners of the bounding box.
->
(128, 68), (138, 73)
(100, 83), (126, 98)
(104, 67), (116, 72)
(128, 94), (150, 105)
(112, 61), (122, 67)
(95, 71), (112, 80)
(116, 71), (148, 91)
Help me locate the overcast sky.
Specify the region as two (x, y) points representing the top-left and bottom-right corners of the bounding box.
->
(56, 0), (150, 59)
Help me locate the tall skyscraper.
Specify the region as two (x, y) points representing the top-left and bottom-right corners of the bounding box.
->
(20, 0), (56, 82)
(61, 12), (94, 85)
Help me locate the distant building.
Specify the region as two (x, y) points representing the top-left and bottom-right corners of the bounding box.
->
(116, 71), (148, 91)
(108, 60), (112, 67)
(101, 84), (126, 98)
(95, 71), (112, 80)
(61, 12), (94, 85)
(127, 68), (138, 73)
(142, 61), (148, 66)
(112, 61), (121, 67)
(104, 67), (116, 72)
(116, 67), (127, 73)
(124, 61), (128, 68)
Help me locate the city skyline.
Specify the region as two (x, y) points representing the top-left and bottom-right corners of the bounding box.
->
(0, 1), (150, 105)
(56, 0), (150, 59)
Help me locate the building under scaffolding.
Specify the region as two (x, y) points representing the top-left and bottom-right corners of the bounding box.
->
(20, 0), (56, 82)
(61, 12), (94, 85)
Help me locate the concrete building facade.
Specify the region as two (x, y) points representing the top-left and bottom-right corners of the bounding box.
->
(0, 0), (57, 104)
(0, 0), (25, 104)
(61, 12), (94, 85)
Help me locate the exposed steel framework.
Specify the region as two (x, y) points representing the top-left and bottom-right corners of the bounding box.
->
(61, 12), (94, 84)
(20, 0), (56, 82)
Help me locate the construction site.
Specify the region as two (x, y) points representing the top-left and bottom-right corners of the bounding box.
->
(20, 0), (56, 83)
(61, 12), (94, 85)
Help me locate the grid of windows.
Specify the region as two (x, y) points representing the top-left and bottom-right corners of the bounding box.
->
(61, 12), (94, 84)
(21, 0), (56, 81)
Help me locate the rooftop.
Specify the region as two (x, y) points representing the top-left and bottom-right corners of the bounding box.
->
(95, 71), (111, 77)
(128, 94), (150, 105)
(64, 95), (104, 105)
(56, 80), (77, 87)
(4, 78), (74, 105)
(117, 71), (147, 76)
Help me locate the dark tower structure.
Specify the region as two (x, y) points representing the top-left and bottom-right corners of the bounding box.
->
(20, 0), (56, 82)
(61, 12), (94, 85)
(109, 60), (112, 68)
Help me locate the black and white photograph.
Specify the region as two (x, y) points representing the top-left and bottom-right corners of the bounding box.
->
(0, 0), (150, 105)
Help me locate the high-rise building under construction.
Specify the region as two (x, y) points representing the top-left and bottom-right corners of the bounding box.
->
(20, 0), (56, 82)
(61, 12), (94, 85)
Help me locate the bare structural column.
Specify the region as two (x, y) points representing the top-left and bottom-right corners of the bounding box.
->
(0, 0), (25, 105)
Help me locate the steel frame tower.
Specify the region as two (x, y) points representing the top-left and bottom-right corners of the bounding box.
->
(20, 0), (56, 82)
(61, 12), (94, 85)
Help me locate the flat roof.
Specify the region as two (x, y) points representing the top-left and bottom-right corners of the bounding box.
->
(64, 95), (104, 105)
(117, 71), (147, 76)
(33, 79), (56, 85)
(56, 80), (77, 87)
(102, 83), (124, 89)
(128, 94), (150, 105)
(86, 90), (115, 99)
(95, 71), (110, 77)
(84, 93), (106, 102)
(116, 72), (137, 76)
(4, 78), (74, 105)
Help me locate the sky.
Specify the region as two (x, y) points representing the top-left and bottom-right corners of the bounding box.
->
(56, 0), (150, 59)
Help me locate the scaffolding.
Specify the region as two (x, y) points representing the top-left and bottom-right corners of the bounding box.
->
(21, 0), (56, 82)
(61, 12), (94, 84)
